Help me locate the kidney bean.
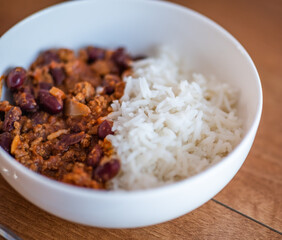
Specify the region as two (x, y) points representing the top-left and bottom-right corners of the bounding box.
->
(61, 132), (85, 145)
(41, 50), (60, 65)
(14, 91), (37, 113)
(111, 48), (131, 70)
(0, 112), (4, 121)
(87, 47), (106, 63)
(38, 90), (63, 114)
(6, 67), (27, 91)
(93, 158), (120, 182)
(56, 132), (85, 151)
(97, 120), (114, 139)
(39, 82), (53, 90)
(3, 106), (22, 132)
(105, 86), (115, 95)
(0, 132), (12, 153)
(87, 145), (103, 167)
(50, 67), (66, 85)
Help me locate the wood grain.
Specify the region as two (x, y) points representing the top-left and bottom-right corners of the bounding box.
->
(0, 0), (64, 36)
(172, 0), (282, 231)
(0, 175), (281, 240)
(0, 0), (282, 239)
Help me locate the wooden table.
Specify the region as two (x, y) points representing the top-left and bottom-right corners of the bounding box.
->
(0, 0), (281, 239)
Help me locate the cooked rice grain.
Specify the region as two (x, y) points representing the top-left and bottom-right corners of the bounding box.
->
(107, 47), (242, 190)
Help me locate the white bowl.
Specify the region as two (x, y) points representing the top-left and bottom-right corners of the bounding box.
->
(0, 0), (262, 228)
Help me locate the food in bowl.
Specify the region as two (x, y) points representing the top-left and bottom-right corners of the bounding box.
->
(0, 0), (262, 228)
(0, 46), (134, 189)
(108, 47), (243, 190)
(0, 45), (243, 191)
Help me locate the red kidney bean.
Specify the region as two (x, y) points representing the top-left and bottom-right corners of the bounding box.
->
(87, 47), (106, 63)
(0, 112), (4, 121)
(56, 132), (85, 151)
(6, 67), (27, 91)
(0, 132), (12, 153)
(38, 90), (63, 114)
(87, 145), (103, 167)
(49, 67), (66, 85)
(14, 91), (37, 113)
(111, 48), (131, 70)
(39, 82), (53, 90)
(41, 50), (60, 65)
(93, 158), (120, 182)
(3, 106), (22, 132)
(105, 86), (115, 95)
(97, 120), (114, 139)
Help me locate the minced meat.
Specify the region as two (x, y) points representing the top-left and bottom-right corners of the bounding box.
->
(0, 46), (133, 189)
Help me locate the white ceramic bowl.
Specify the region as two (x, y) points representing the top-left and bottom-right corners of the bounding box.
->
(0, 0), (262, 228)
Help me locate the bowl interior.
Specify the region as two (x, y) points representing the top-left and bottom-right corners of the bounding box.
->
(0, 0), (262, 228)
(0, 0), (261, 137)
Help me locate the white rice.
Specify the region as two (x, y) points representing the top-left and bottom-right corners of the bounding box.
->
(107, 47), (242, 190)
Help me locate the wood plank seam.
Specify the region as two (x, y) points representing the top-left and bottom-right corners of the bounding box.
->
(211, 199), (282, 235)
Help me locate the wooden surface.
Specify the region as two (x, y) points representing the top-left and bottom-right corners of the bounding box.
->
(0, 0), (281, 239)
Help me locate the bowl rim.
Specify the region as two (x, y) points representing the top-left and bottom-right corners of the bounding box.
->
(0, 0), (263, 198)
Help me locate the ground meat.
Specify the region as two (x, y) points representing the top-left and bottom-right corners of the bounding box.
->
(71, 81), (95, 103)
(0, 46), (133, 189)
